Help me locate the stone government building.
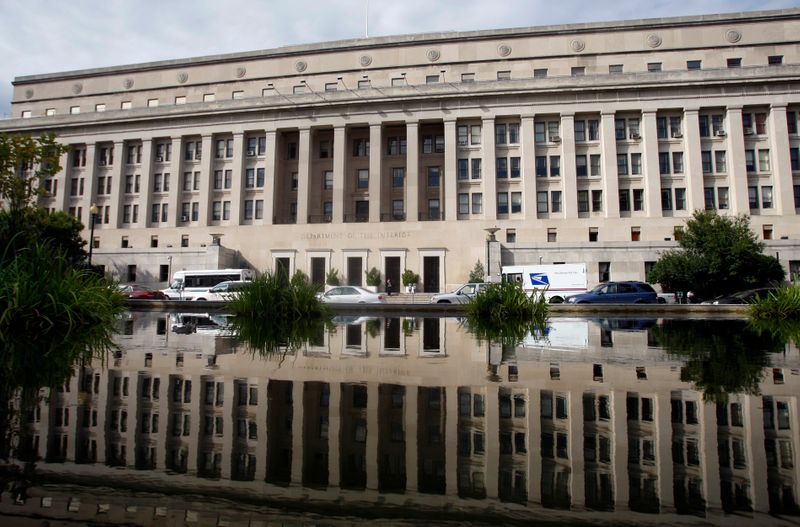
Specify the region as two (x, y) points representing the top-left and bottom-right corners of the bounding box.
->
(3, 9), (800, 290)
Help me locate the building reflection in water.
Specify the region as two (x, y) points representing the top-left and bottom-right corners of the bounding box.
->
(11, 313), (800, 523)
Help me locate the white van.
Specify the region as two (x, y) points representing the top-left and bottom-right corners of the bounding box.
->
(162, 269), (255, 300)
(501, 264), (587, 303)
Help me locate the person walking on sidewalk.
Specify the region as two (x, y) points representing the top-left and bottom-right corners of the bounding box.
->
(385, 278), (393, 296)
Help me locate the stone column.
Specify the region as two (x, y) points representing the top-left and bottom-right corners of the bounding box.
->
(482, 117), (497, 219)
(81, 143), (98, 217)
(406, 121), (419, 222)
(220, 378), (234, 479)
(255, 381), (268, 481)
(155, 374), (169, 469)
(725, 107), (750, 214)
(264, 130), (277, 225)
(569, 391), (585, 509)
(405, 384), (419, 492)
(683, 109), (705, 212)
(443, 120), (457, 221)
(641, 111), (663, 217)
(230, 132), (245, 225)
(291, 381), (304, 485)
(366, 382), (379, 489)
(768, 105), (796, 215)
(369, 123), (383, 222)
(527, 387), (541, 504)
(613, 390), (629, 511)
(328, 382), (341, 487)
(139, 139), (154, 227)
(520, 115), (537, 221)
(333, 125), (346, 224)
(747, 395), (768, 512)
(599, 112), (620, 218)
(110, 141), (126, 227)
(296, 128), (311, 224)
(485, 384), (499, 498)
(55, 149), (71, 213)
(560, 113), (578, 218)
(701, 400), (721, 513)
(445, 385), (459, 495)
(198, 135), (214, 225)
(656, 393), (673, 512)
(167, 136), (184, 228)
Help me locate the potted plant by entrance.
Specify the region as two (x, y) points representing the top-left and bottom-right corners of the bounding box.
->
(402, 269), (420, 293)
(325, 268), (340, 291)
(365, 267), (381, 292)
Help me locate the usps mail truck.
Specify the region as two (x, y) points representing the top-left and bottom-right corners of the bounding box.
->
(501, 264), (587, 303)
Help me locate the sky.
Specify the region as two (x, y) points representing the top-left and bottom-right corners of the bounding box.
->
(1, 0), (798, 117)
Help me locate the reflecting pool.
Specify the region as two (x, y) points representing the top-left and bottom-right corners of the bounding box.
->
(3, 312), (800, 525)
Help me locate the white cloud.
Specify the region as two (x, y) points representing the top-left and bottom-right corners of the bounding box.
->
(1, 0), (797, 116)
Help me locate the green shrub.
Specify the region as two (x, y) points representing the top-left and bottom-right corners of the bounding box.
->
(466, 282), (548, 346)
(402, 269), (419, 287)
(749, 284), (800, 321)
(365, 267), (381, 287)
(227, 271), (331, 354)
(468, 261), (485, 283)
(326, 268), (341, 286)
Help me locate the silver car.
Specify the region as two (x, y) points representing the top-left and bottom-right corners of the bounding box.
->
(429, 283), (491, 304)
(193, 280), (251, 301)
(318, 286), (386, 304)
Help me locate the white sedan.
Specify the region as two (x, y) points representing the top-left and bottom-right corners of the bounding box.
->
(318, 286), (386, 304)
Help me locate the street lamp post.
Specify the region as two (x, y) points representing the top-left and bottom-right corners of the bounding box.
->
(484, 226), (500, 281)
(88, 204), (99, 266)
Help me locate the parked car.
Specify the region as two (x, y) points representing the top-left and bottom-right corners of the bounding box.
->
(703, 287), (780, 305)
(429, 282), (491, 304)
(565, 281), (658, 304)
(193, 280), (251, 301)
(657, 292), (677, 304)
(318, 286), (386, 304)
(119, 284), (166, 300)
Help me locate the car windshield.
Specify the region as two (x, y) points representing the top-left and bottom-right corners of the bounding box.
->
(590, 284), (607, 293)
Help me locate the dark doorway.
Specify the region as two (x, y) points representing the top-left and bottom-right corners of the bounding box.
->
(276, 258), (290, 283)
(310, 257), (326, 287)
(385, 257), (401, 293)
(347, 257), (363, 286)
(423, 256), (440, 292)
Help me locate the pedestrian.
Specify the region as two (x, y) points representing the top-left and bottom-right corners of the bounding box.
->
(687, 290), (695, 304)
(385, 278), (393, 296)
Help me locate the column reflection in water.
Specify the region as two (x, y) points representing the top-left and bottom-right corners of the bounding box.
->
(12, 312), (800, 524)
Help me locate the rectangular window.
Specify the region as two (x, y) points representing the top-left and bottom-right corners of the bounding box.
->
(762, 186), (773, 209)
(715, 151), (727, 173)
(657, 117), (668, 139)
(588, 120), (599, 141)
(590, 154), (601, 176)
(458, 193), (469, 215)
(255, 200), (264, 219)
(718, 187), (729, 210)
(222, 201), (230, 220)
(511, 192), (522, 213)
(749, 186), (759, 209)
(536, 156), (547, 177)
(577, 190), (589, 213)
(533, 68), (548, 78)
(687, 60), (702, 70)
(758, 149), (771, 172)
(591, 190), (603, 212)
(661, 188), (673, 210)
(788, 112), (798, 134)
(575, 120), (586, 142)
(609, 64), (623, 74)
(497, 70), (511, 80)
(549, 156), (560, 177)
(619, 189), (631, 212)
(633, 189), (644, 211)
(457, 125), (468, 146)
(467, 158), (480, 179)
(535, 122), (546, 143)
(631, 153), (642, 175)
(508, 123), (519, 143)
(647, 62), (662, 72)
(392, 167), (404, 187)
(617, 154), (628, 176)
(790, 147), (800, 171)
(244, 200), (254, 220)
(727, 58), (742, 68)
(571, 66), (585, 76)
(615, 119), (626, 140)
(675, 188), (686, 210)
(471, 193), (482, 214)
(576, 155), (588, 177)
(497, 193), (509, 214)
(702, 151), (712, 174)
(357, 169), (369, 189)
(470, 125), (481, 145)
(745, 150), (756, 172)
(495, 124), (507, 145)
(461, 73), (475, 83)
(551, 191), (562, 213)
(457, 159), (468, 180)
(537, 191), (549, 213)
(672, 152), (684, 174)
(427, 166), (440, 187)
(496, 157), (508, 178)
(425, 74), (439, 84)
(509, 157), (520, 178)
(704, 187), (716, 210)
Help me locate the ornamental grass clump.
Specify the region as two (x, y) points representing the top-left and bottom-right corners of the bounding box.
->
(749, 284), (800, 321)
(466, 281), (548, 346)
(227, 271), (331, 354)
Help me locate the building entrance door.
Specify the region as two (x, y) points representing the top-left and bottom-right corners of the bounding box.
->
(385, 256), (401, 293)
(423, 256), (440, 292)
(310, 257), (326, 287)
(347, 257), (363, 286)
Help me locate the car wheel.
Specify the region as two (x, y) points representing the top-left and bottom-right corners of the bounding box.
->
(549, 296), (564, 304)
(577, 300), (590, 304)
(657, 297), (666, 304)
(163, 295), (171, 300)
(196, 298), (206, 301)
(437, 300), (451, 304)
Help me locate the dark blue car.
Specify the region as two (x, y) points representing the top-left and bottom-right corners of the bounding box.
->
(566, 281), (658, 304)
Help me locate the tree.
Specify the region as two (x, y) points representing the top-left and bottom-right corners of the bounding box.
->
(468, 260), (485, 283)
(649, 210), (784, 299)
(0, 133), (68, 214)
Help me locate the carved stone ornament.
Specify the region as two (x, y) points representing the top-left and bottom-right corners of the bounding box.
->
(295, 60), (308, 73)
(497, 44), (512, 57)
(123, 78), (134, 89)
(426, 49), (441, 62)
(570, 39), (585, 53)
(24, 89), (33, 99)
(359, 54), (372, 67)
(235, 67), (246, 78)
(177, 72), (188, 84)
(72, 83), (83, 95)
(647, 34), (662, 48)
(726, 29), (742, 43)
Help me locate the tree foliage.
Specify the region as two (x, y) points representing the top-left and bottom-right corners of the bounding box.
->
(0, 133), (68, 214)
(468, 260), (486, 283)
(648, 210), (784, 299)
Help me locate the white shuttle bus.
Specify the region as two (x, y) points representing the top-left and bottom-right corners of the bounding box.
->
(501, 264), (587, 303)
(162, 268), (255, 300)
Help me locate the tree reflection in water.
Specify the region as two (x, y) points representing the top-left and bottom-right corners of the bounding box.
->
(648, 319), (785, 402)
